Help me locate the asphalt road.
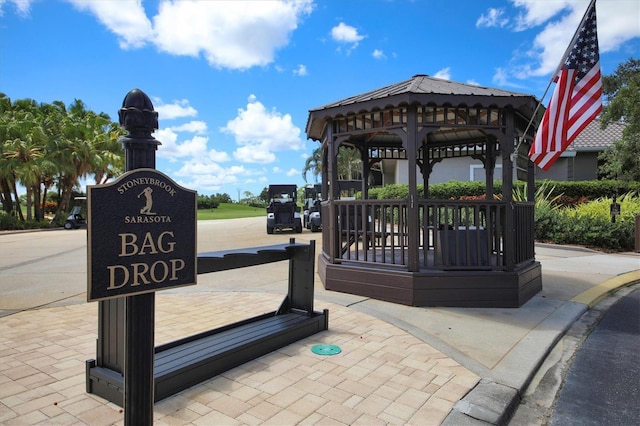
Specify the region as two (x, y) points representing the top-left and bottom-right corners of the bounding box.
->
(550, 288), (640, 426)
(0, 218), (323, 317)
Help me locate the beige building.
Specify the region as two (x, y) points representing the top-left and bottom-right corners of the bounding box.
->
(381, 118), (625, 185)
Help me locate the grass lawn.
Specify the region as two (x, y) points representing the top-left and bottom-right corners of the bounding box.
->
(197, 203), (265, 220)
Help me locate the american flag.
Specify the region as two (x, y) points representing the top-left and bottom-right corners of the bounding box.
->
(529, 0), (602, 171)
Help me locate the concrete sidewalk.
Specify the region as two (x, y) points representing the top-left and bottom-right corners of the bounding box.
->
(1, 220), (638, 425)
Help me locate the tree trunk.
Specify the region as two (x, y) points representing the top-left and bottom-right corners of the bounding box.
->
(54, 186), (73, 223)
(25, 186), (33, 221)
(11, 182), (24, 221)
(1, 178), (14, 214)
(52, 175), (72, 223)
(34, 183), (43, 221)
(41, 182), (52, 221)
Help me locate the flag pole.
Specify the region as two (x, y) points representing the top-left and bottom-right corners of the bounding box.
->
(512, 0), (597, 159)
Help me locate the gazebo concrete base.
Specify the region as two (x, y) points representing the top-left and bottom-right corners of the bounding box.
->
(318, 255), (542, 308)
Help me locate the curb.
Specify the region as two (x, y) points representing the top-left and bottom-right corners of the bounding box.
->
(444, 269), (640, 425)
(571, 269), (640, 308)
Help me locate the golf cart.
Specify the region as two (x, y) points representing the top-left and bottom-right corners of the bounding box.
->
(303, 184), (323, 232)
(338, 180), (362, 199)
(64, 196), (86, 229)
(266, 184), (302, 234)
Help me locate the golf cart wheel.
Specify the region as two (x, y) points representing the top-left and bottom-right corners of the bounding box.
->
(310, 222), (319, 232)
(64, 222), (73, 230)
(267, 225), (274, 234)
(296, 225), (303, 233)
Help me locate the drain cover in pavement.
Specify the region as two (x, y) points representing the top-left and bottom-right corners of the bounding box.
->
(311, 344), (341, 355)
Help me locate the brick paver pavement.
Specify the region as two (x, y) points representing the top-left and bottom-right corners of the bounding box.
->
(0, 291), (479, 425)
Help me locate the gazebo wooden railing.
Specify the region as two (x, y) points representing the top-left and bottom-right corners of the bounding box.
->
(322, 200), (536, 271)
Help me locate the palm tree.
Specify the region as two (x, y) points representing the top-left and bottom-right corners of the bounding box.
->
(0, 93), (17, 214)
(0, 95), (124, 224)
(302, 147), (322, 183)
(337, 146), (362, 180)
(91, 122), (125, 185)
(40, 99), (122, 222)
(302, 145), (363, 182)
(2, 98), (46, 220)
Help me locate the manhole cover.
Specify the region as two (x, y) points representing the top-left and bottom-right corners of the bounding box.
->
(311, 344), (341, 355)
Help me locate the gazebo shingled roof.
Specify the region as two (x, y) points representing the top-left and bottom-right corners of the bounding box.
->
(306, 74), (541, 141)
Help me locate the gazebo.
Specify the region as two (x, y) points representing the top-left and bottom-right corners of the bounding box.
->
(305, 74), (543, 307)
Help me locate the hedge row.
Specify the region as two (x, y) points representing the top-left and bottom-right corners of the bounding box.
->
(367, 180), (640, 203)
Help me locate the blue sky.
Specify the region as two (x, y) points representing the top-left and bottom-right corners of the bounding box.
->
(1, 0), (638, 199)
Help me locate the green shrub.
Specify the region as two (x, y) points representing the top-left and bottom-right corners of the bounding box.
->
(533, 204), (565, 242)
(428, 180), (487, 199)
(378, 184), (410, 199)
(0, 212), (58, 231)
(557, 193), (639, 251)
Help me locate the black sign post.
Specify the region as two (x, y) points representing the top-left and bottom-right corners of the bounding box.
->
(87, 89), (196, 425)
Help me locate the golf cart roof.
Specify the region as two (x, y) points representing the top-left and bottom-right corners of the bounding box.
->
(268, 184), (298, 200)
(268, 184), (297, 194)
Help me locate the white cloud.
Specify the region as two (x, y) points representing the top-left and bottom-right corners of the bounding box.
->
(286, 168), (298, 177)
(476, 8), (509, 28)
(174, 161), (239, 192)
(330, 22), (365, 54)
(0, 0), (31, 17)
(233, 145), (276, 164)
(208, 149), (231, 163)
(331, 22), (364, 43)
(221, 94), (304, 164)
(155, 128), (211, 161)
(173, 160), (263, 193)
(169, 120), (207, 134)
(593, 0), (640, 52)
(491, 66), (528, 90)
(153, 98), (198, 120)
(293, 64), (308, 76)
(495, 0), (640, 83)
(372, 49), (386, 60)
(152, 0), (313, 69)
(154, 121), (228, 165)
(63, 0), (313, 70)
(433, 67), (451, 80)
(68, 0), (153, 48)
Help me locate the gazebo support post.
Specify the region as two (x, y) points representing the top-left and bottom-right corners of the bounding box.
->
(502, 110), (516, 271)
(405, 106), (420, 272)
(327, 129), (338, 262)
(486, 138), (495, 200)
(361, 146), (369, 199)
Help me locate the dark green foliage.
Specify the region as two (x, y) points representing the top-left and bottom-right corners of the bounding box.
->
(196, 193), (234, 209)
(0, 212), (57, 230)
(598, 58), (640, 181)
(197, 195), (220, 210)
(371, 180), (639, 203)
(427, 181), (488, 199)
(540, 180), (639, 201)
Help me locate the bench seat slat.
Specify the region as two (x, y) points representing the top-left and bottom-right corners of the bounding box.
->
(155, 314), (305, 374)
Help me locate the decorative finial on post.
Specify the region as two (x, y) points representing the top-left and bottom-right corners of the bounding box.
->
(118, 89), (160, 170)
(118, 88), (160, 142)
